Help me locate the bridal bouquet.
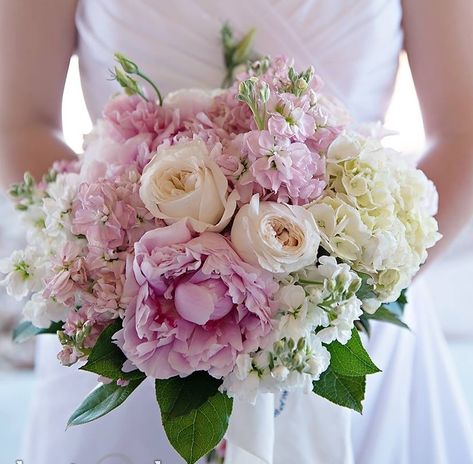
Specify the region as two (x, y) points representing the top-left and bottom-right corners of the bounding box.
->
(0, 41), (440, 463)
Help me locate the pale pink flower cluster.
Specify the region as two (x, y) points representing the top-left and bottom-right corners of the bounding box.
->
(117, 221), (277, 378)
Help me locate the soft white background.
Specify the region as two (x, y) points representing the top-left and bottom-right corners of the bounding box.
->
(1, 55), (472, 463)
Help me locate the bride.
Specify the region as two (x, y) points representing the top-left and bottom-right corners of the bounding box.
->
(1, 1), (473, 463)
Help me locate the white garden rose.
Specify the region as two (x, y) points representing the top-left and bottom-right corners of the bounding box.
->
(231, 195), (320, 274)
(140, 139), (238, 233)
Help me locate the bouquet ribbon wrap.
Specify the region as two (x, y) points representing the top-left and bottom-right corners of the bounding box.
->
(225, 393), (355, 464)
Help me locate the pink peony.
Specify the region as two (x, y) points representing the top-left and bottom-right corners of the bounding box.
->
(81, 131), (152, 183)
(103, 94), (164, 141)
(117, 221), (277, 379)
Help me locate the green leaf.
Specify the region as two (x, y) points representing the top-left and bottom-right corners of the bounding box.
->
(67, 378), (144, 427)
(156, 371), (224, 419)
(383, 290), (408, 317)
(356, 272), (377, 300)
(364, 306), (410, 330)
(313, 366), (366, 413)
(354, 317), (371, 337)
(80, 320), (144, 381)
(327, 328), (381, 377)
(156, 376), (233, 464)
(12, 320), (63, 343)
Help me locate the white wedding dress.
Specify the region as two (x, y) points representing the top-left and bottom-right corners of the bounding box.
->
(20, 1), (473, 463)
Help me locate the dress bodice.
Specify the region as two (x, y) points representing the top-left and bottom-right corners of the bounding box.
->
(76, 0), (403, 123)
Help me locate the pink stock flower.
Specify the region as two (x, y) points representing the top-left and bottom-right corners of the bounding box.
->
(59, 307), (109, 365)
(267, 93), (316, 141)
(72, 181), (137, 249)
(89, 260), (126, 318)
(43, 242), (88, 306)
(81, 130), (152, 183)
(239, 130), (326, 205)
(52, 159), (81, 175)
(306, 126), (342, 154)
(117, 221), (277, 379)
(57, 345), (79, 366)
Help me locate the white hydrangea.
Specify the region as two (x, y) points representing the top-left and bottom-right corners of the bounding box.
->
(0, 248), (45, 300)
(308, 131), (441, 302)
(23, 292), (68, 328)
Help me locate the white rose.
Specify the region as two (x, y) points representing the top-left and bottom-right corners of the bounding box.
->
(140, 140), (238, 233)
(231, 195), (320, 274)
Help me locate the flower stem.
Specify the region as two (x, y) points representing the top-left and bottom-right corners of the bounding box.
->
(137, 71), (163, 106)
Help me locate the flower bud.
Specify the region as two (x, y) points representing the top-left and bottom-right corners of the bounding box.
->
(287, 337), (296, 351)
(297, 337), (307, 352)
(295, 78), (308, 92)
(292, 352), (304, 367)
(114, 52), (139, 74)
(260, 82), (270, 103)
(271, 365), (290, 381)
(273, 340), (285, 355)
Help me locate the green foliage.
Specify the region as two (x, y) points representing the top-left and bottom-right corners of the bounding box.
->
(359, 289), (409, 335)
(12, 320), (63, 343)
(327, 329), (381, 377)
(155, 372), (224, 419)
(356, 273), (377, 300)
(313, 328), (380, 413)
(156, 373), (233, 464)
(313, 367), (366, 413)
(356, 277), (409, 335)
(361, 306), (409, 331)
(80, 319), (144, 381)
(67, 379), (144, 427)
(221, 23), (256, 87)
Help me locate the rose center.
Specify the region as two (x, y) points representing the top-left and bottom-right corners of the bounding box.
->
(270, 218), (300, 249)
(170, 170), (196, 192)
(158, 168), (200, 197)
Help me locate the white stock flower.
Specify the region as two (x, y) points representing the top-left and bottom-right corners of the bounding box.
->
(222, 334), (330, 402)
(43, 173), (81, 242)
(231, 195), (320, 274)
(23, 293), (68, 328)
(0, 248), (44, 300)
(140, 140), (238, 232)
(295, 256), (363, 344)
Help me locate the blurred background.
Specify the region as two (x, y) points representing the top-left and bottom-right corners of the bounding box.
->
(1, 54), (472, 462)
